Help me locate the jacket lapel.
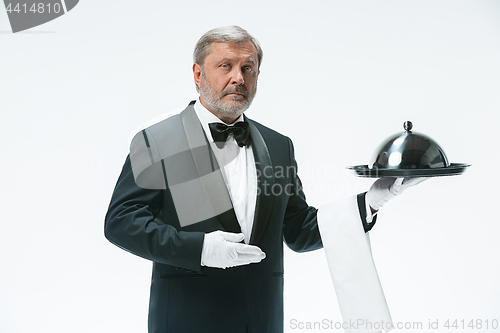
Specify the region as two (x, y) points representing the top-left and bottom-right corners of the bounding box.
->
(247, 119), (275, 245)
(180, 103), (241, 233)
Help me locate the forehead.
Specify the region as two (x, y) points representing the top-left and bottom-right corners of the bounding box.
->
(205, 42), (258, 64)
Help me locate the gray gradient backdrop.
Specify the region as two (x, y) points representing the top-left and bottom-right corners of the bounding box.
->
(1, 1), (499, 332)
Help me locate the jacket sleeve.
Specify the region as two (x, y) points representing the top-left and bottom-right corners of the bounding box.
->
(281, 138), (375, 252)
(282, 138), (323, 252)
(104, 155), (205, 273)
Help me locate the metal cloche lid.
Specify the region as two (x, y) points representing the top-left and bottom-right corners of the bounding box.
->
(348, 121), (470, 178)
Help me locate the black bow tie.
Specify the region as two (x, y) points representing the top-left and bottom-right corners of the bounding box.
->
(209, 121), (250, 149)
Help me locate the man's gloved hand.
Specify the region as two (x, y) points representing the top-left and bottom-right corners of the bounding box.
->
(367, 177), (427, 211)
(201, 231), (266, 269)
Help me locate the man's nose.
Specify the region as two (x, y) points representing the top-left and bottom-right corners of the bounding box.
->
(231, 68), (244, 85)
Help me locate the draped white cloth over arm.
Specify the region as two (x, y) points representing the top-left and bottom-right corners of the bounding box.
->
(317, 195), (393, 333)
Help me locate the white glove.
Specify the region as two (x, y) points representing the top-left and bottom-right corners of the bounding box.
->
(367, 177), (427, 211)
(201, 231), (266, 269)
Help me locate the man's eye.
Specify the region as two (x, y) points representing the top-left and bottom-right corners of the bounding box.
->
(221, 64), (229, 69)
(244, 67), (252, 72)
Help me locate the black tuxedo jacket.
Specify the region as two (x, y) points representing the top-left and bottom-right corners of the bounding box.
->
(105, 101), (371, 333)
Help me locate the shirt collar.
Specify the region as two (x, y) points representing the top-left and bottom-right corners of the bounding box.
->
(193, 97), (244, 143)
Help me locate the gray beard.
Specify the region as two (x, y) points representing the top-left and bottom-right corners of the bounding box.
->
(199, 74), (257, 120)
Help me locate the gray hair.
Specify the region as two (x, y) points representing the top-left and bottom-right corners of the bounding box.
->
(194, 25), (263, 71)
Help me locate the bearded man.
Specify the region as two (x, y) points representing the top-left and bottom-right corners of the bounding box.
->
(104, 25), (420, 333)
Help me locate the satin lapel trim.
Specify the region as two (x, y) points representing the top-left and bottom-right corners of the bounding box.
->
(179, 105), (241, 233)
(248, 119), (275, 245)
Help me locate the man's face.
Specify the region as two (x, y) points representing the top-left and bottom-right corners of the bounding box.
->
(193, 41), (260, 123)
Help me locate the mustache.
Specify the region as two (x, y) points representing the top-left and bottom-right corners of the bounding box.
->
(223, 86), (248, 97)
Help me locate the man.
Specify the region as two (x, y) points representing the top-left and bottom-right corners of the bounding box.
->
(104, 26), (421, 333)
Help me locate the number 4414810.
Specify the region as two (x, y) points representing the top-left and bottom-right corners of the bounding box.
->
(5, 3), (63, 14)
(444, 319), (498, 330)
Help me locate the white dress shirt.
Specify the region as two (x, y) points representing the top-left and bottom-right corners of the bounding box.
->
(194, 98), (257, 244)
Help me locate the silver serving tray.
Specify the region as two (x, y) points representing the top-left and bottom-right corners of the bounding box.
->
(347, 163), (470, 178)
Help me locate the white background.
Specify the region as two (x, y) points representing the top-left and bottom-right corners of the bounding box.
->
(1, 1), (499, 332)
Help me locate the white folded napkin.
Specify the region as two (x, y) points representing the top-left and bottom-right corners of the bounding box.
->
(317, 196), (393, 333)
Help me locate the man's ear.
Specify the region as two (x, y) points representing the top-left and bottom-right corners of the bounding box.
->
(193, 63), (202, 89)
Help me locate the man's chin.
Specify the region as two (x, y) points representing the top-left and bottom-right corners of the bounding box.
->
(220, 100), (249, 114)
